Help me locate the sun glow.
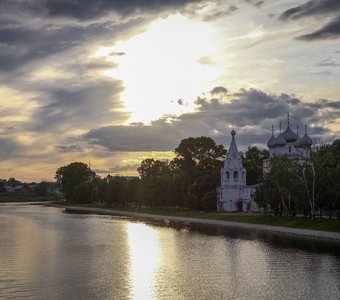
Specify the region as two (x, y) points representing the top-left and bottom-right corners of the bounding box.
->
(96, 15), (221, 124)
(126, 223), (161, 299)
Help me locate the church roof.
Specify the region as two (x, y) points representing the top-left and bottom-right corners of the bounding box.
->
(300, 124), (312, 146)
(267, 125), (276, 148)
(225, 129), (243, 169)
(294, 136), (302, 148)
(267, 135), (276, 148)
(228, 129), (239, 158)
(282, 126), (298, 143)
(274, 133), (286, 146)
(301, 133), (312, 146)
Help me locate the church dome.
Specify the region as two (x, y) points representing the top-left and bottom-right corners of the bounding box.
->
(267, 135), (276, 148)
(300, 124), (312, 146)
(301, 133), (312, 146)
(274, 134), (286, 146)
(282, 126), (298, 143)
(294, 136), (303, 148)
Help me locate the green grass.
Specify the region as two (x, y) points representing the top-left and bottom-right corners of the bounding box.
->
(52, 202), (340, 233)
(0, 193), (63, 203)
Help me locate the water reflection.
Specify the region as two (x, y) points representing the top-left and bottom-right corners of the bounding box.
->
(126, 223), (160, 299)
(0, 205), (339, 299)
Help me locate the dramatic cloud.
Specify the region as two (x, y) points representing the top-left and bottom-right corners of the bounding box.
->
(297, 17), (340, 40)
(82, 88), (339, 152)
(31, 79), (127, 132)
(280, 0), (340, 20)
(43, 0), (204, 20)
(0, 0), (339, 181)
(0, 0), (206, 74)
(280, 0), (340, 40)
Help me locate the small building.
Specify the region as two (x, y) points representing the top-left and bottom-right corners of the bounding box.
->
(217, 129), (256, 212)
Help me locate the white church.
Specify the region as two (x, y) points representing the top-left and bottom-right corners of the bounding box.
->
(217, 114), (313, 213)
(217, 129), (257, 212)
(263, 116), (313, 173)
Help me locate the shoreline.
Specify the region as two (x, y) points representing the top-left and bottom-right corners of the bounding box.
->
(46, 204), (340, 241)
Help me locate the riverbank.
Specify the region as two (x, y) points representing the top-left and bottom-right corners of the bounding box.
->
(46, 203), (340, 241)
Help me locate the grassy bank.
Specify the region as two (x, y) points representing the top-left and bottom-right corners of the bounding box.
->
(0, 193), (63, 203)
(52, 201), (340, 233)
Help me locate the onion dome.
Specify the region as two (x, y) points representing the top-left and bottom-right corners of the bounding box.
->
(301, 134), (312, 146)
(294, 136), (303, 148)
(275, 133), (286, 146)
(300, 124), (312, 146)
(282, 126), (298, 143)
(267, 125), (276, 148)
(267, 135), (276, 148)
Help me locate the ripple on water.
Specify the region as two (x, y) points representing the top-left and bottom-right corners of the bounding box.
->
(0, 205), (339, 299)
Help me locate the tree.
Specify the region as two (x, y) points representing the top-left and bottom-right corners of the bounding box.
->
(105, 176), (128, 206)
(296, 161), (318, 220)
(35, 181), (48, 196)
(312, 140), (340, 219)
(55, 162), (95, 201)
(242, 146), (268, 185)
(72, 181), (95, 204)
(173, 136), (226, 210)
(174, 136), (225, 176)
(256, 156), (301, 216)
(137, 158), (171, 178)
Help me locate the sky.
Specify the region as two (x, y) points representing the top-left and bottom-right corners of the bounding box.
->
(0, 0), (339, 182)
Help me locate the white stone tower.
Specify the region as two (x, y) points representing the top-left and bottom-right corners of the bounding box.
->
(217, 129), (255, 212)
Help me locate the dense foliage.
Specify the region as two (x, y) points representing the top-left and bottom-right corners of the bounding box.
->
(55, 137), (339, 217)
(56, 137), (227, 211)
(55, 162), (96, 201)
(254, 140), (340, 219)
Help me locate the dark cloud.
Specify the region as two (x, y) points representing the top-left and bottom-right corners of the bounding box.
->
(280, 0), (340, 20)
(0, 20), (139, 73)
(280, 0), (340, 40)
(56, 145), (83, 153)
(83, 122), (180, 151)
(31, 79), (129, 132)
(210, 86), (228, 95)
(0, 0), (203, 73)
(81, 88), (338, 152)
(29, 0), (203, 20)
(296, 17), (340, 40)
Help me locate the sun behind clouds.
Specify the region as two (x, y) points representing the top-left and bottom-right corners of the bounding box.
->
(95, 15), (222, 124)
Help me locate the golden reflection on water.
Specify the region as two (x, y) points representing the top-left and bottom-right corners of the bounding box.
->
(126, 223), (161, 299)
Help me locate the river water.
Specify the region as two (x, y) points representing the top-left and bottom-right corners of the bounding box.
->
(0, 204), (339, 300)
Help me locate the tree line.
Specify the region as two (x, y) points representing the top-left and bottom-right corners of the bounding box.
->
(255, 140), (340, 219)
(55, 137), (340, 218)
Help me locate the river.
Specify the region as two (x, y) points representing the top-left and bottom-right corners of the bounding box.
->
(0, 204), (339, 299)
